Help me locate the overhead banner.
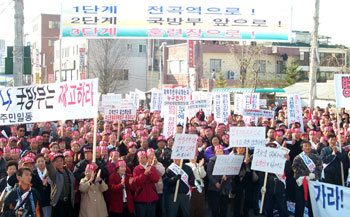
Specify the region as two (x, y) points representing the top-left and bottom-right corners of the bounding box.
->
(335, 74), (350, 108)
(61, 0), (292, 41)
(171, 134), (197, 159)
(212, 155), (244, 175)
(0, 79), (98, 125)
(243, 109), (274, 118)
(104, 107), (137, 121)
(162, 88), (190, 106)
(251, 146), (287, 175)
(287, 93), (304, 131)
(309, 181), (348, 217)
(229, 127), (266, 147)
(213, 92), (230, 123)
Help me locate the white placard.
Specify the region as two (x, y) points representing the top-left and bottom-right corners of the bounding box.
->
(102, 93), (122, 106)
(335, 74), (350, 108)
(213, 155), (244, 175)
(287, 93), (304, 131)
(243, 93), (260, 110)
(177, 105), (186, 128)
(229, 127), (266, 147)
(150, 90), (162, 112)
(251, 146), (287, 174)
(309, 181), (349, 217)
(171, 134), (197, 160)
(234, 94), (244, 115)
(188, 91), (212, 118)
(0, 79), (98, 125)
(213, 93), (230, 123)
(243, 109), (274, 118)
(130, 92), (140, 108)
(104, 107), (137, 121)
(163, 105), (177, 138)
(162, 88), (190, 106)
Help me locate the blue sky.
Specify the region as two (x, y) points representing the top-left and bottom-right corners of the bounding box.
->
(0, 0), (349, 46)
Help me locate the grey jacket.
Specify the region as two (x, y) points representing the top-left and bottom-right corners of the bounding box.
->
(46, 161), (75, 207)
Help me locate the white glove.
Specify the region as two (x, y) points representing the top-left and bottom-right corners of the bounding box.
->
(308, 173), (315, 180)
(261, 186), (266, 194)
(296, 176), (305, 187)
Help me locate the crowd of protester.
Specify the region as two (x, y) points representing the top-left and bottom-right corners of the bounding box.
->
(0, 102), (349, 217)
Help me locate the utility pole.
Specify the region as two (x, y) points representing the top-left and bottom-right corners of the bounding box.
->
(309, 0), (320, 108)
(13, 0), (24, 86)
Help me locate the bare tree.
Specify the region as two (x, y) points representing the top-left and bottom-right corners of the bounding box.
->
(88, 39), (128, 94)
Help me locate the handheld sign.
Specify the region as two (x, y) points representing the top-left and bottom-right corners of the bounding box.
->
(104, 107), (137, 121)
(171, 134), (197, 160)
(243, 109), (274, 119)
(213, 155), (244, 176)
(229, 127), (266, 147)
(101, 94), (122, 106)
(251, 146), (287, 175)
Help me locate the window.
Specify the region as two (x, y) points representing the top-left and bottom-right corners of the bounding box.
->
(276, 61), (285, 74)
(139, 45), (146, 53)
(127, 44), (132, 50)
(210, 59), (221, 76)
(48, 21), (60, 29)
(64, 47), (70, 57)
(48, 40), (55, 47)
(254, 60), (266, 74)
(300, 52), (305, 61)
(123, 69), (129, 80)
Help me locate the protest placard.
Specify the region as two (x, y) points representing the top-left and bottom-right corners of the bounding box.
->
(335, 74), (350, 108)
(213, 93), (230, 123)
(187, 91), (212, 118)
(130, 92), (140, 108)
(163, 105), (177, 138)
(234, 94), (244, 115)
(243, 109), (274, 119)
(287, 93), (304, 131)
(177, 105), (186, 128)
(171, 134), (197, 160)
(212, 155), (244, 176)
(104, 107), (137, 121)
(309, 181), (349, 217)
(229, 127), (266, 147)
(243, 93), (260, 110)
(251, 146), (287, 175)
(150, 90), (162, 112)
(162, 88), (190, 106)
(101, 94), (121, 106)
(0, 79), (98, 125)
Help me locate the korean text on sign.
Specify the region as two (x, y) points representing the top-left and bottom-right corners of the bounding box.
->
(287, 93), (304, 131)
(104, 107), (137, 121)
(335, 74), (350, 108)
(162, 88), (190, 106)
(309, 181), (349, 217)
(171, 134), (197, 160)
(229, 127), (266, 147)
(212, 155), (244, 176)
(0, 79), (98, 124)
(251, 146), (287, 175)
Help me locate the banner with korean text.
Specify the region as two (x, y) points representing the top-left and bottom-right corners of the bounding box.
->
(171, 134), (197, 159)
(213, 92), (230, 123)
(150, 90), (162, 112)
(251, 146), (287, 175)
(188, 91), (212, 118)
(61, 0), (291, 41)
(287, 93), (304, 131)
(335, 74), (350, 108)
(213, 155), (244, 175)
(104, 107), (137, 121)
(162, 88), (190, 106)
(309, 181), (349, 217)
(0, 79), (98, 125)
(229, 127), (266, 147)
(243, 109), (274, 119)
(163, 105), (177, 138)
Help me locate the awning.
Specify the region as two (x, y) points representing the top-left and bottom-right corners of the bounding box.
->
(212, 88), (285, 93)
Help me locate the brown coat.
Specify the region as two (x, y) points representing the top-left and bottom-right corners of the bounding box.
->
(79, 177), (108, 217)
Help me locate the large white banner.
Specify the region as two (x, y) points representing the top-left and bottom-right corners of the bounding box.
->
(188, 91), (212, 118)
(335, 74), (350, 108)
(150, 90), (162, 112)
(171, 134), (197, 160)
(0, 79), (98, 125)
(213, 92), (230, 123)
(229, 127), (266, 147)
(251, 146), (287, 174)
(243, 109), (274, 118)
(287, 93), (304, 131)
(213, 155), (244, 175)
(61, 0), (292, 41)
(162, 88), (190, 106)
(309, 181), (348, 217)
